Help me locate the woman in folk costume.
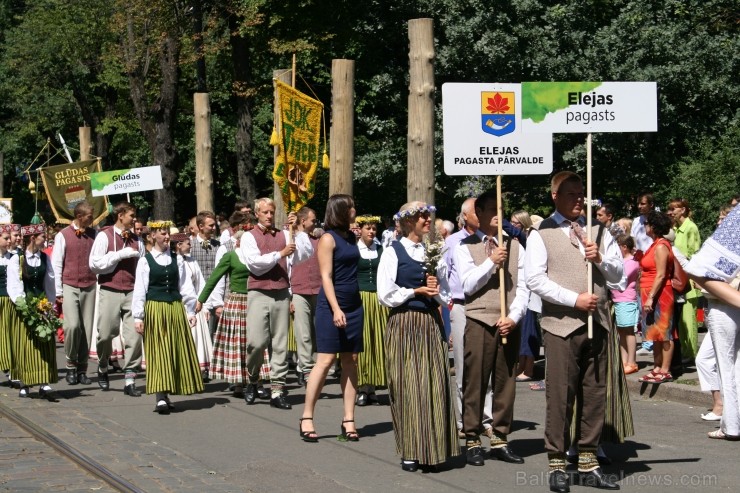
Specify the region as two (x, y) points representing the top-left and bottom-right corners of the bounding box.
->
(354, 214), (390, 406)
(132, 221), (203, 414)
(0, 225), (22, 384)
(196, 229), (271, 400)
(173, 232), (213, 380)
(377, 201), (460, 472)
(14, 224), (58, 398)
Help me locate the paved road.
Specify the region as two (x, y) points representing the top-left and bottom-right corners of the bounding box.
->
(0, 343), (732, 492)
(0, 411), (115, 492)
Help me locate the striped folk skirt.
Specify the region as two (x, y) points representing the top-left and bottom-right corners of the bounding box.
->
(0, 296), (15, 371)
(602, 326), (634, 442)
(569, 327), (634, 444)
(358, 291), (390, 387)
(211, 293), (270, 383)
(10, 303), (57, 387)
(384, 309), (460, 465)
(143, 301), (204, 395)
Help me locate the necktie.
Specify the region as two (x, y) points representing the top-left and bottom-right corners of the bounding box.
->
(484, 236), (495, 256)
(201, 240), (211, 250)
(569, 220), (587, 248)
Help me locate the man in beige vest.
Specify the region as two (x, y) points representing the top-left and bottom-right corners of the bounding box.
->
(456, 190), (529, 467)
(525, 172), (624, 492)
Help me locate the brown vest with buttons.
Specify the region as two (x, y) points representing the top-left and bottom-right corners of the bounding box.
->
(248, 226), (289, 290)
(461, 234), (519, 328)
(534, 217), (611, 338)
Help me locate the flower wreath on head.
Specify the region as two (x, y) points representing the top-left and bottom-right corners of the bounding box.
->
(147, 220), (174, 230)
(356, 215), (381, 226)
(393, 205), (437, 222)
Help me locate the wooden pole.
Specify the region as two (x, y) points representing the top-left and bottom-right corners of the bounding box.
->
(79, 127), (92, 161)
(291, 54), (296, 88)
(497, 175), (507, 345)
(407, 18), (435, 205)
(194, 92), (214, 212)
(329, 59), (355, 196)
(586, 133), (593, 339)
(273, 68), (291, 229)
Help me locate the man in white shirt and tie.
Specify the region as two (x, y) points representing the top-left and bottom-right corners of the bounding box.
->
(525, 172), (624, 493)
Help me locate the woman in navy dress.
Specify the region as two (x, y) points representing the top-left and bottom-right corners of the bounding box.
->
(300, 194), (364, 442)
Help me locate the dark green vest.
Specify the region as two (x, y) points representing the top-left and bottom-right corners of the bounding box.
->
(145, 252), (182, 302)
(357, 244), (383, 292)
(22, 252), (47, 298)
(0, 265), (7, 297)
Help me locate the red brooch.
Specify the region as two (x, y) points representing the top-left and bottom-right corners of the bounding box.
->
(75, 229), (84, 237)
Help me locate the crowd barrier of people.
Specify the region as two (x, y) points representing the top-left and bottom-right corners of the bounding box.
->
(1, 182), (738, 492)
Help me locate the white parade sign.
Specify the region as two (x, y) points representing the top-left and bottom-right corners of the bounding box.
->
(521, 81), (658, 133)
(442, 83), (553, 176)
(90, 165), (163, 197)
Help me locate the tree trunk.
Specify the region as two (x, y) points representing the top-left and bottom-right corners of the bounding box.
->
(70, 85), (116, 168)
(407, 18), (436, 206)
(229, 16), (257, 204)
(192, 0), (207, 93)
(125, 24), (180, 220)
(329, 59), (355, 196)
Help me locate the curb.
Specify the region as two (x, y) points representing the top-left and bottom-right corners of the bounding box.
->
(626, 376), (709, 408)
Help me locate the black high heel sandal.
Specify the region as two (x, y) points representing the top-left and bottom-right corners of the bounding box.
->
(339, 419), (359, 442)
(299, 418), (318, 443)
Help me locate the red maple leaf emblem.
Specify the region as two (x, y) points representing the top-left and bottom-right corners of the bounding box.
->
(486, 93), (510, 114)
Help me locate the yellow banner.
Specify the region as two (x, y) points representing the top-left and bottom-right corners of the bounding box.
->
(39, 160), (109, 226)
(272, 80), (323, 212)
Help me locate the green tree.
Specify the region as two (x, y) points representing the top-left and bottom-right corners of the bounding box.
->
(666, 125), (740, 239)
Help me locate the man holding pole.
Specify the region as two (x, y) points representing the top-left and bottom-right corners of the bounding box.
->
(240, 197), (313, 410)
(444, 197), (494, 438)
(525, 171), (623, 492)
(457, 190), (528, 466)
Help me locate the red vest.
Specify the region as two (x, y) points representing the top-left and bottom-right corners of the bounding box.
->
(248, 226), (289, 290)
(60, 226), (96, 288)
(97, 227), (139, 292)
(290, 235), (321, 295)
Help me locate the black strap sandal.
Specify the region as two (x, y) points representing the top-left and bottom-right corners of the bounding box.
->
(339, 419), (359, 442)
(299, 418), (318, 442)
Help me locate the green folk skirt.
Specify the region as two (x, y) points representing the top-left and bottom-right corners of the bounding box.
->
(357, 291), (390, 387)
(0, 296), (15, 371)
(143, 301), (204, 395)
(9, 298), (57, 386)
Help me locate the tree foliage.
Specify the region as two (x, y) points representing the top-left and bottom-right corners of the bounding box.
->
(0, 0), (737, 232)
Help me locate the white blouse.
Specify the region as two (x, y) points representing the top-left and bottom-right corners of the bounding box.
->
(1, 252), (24, 303)
(132, 248), (197, 322)
(376, 237), (451, 308)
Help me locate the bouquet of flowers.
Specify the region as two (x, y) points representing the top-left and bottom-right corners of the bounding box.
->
(423, 235), (447, 277)
(15, 294), (60, 342)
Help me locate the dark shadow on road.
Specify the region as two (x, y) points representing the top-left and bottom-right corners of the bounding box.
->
(358, 420), (394, 437)
(508, 437), (546, 458)
(170, 396), (231, 412)
(512, 419), (540, 433)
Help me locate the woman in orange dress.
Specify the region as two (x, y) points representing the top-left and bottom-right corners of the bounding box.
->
(638, 211), (675, 383)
